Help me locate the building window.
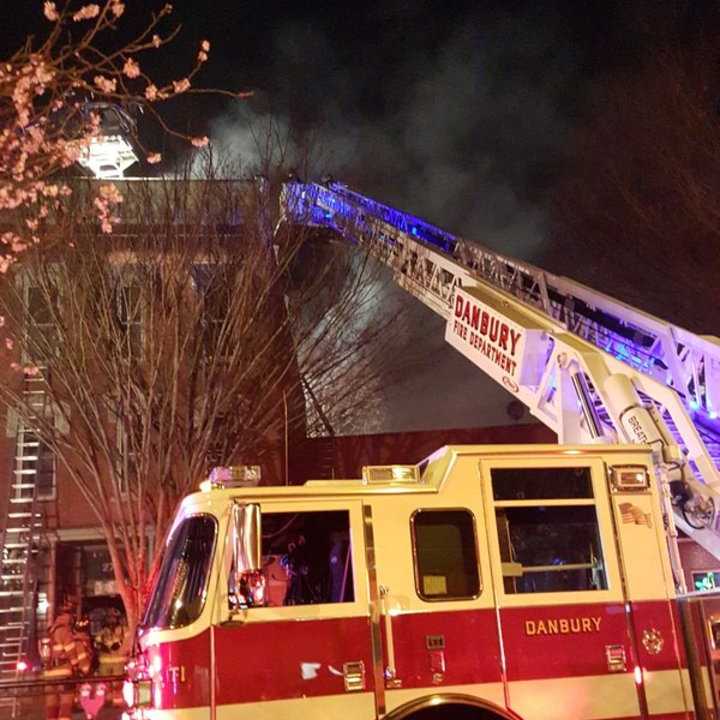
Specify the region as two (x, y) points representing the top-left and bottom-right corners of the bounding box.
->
(250, 510), (354, 607)
(116, 284), (142, 356)
(411, 509), (480, 601)
(492, 467), (607, 594)
(692, 570), (720, 593)
(26, 285), (58, 362)
(191, 264), (228, 351)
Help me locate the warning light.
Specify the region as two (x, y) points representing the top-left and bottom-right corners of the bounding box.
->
(16, 659), (28, 672)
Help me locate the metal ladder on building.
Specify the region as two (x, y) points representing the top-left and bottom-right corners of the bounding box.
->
(0, 368), (55, 692)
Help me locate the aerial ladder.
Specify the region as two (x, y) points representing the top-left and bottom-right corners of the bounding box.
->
(278, 179), (720, 588)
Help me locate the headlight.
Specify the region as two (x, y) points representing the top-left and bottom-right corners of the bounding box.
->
(123, 679), (153, 708)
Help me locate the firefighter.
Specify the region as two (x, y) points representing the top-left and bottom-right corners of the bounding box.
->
(95, 607), (127, 706)
(44, 602), (92, 720)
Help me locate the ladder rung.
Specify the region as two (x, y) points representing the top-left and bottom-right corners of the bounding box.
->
(0, 607), (32, 613)
(9, 498), (33, 504)
(1, 559), (29, 565)
(4, 525), (41, 532)
(7, 513), (33, 519)
(13, 470), (37, 476)
(11, 483), (37, 489)
(1, 543), (29, 549)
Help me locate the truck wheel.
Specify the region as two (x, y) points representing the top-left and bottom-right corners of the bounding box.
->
(404, 704), (511, 720)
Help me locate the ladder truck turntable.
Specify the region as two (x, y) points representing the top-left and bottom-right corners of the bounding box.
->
(123, 180), (720, 720)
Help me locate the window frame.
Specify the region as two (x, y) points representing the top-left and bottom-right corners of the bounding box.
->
(235, 499), (369, 624)
(410, 507), (482, 602)
(481, 457), (623, 607)
(115, 281), (144, 358)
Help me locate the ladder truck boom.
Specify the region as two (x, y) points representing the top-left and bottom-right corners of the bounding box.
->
(278, 179), (720, 570)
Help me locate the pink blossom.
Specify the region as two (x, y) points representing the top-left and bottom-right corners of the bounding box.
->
(152, 34), (161, 48)
(144, 84), (158, 101)
(24, 365), (40, 377)
(147, 152), (162, 164)
(0, 316), (5, 328)
(201, 40), (211, 52)
(123, 58), (141, 79)
(191, 136), (209, 148)
(94, 75), (117, 94)
(173, 78), (190, 94)
(99, 183), (123, 204)
(198, 51), (208, 63)
(73, 4), (100, 21)
(43, 2), (59, 21)
(5, 338), (14, 351)
(110, 1), (125, 17)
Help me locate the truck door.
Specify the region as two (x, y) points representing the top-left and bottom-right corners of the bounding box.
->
(480, 457), (646, 720)
(213, 499), (375, 720)
(363, 480), (506, 717)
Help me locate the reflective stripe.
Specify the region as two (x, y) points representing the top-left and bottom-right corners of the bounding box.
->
(76, 651), (88, 660)
(63, 643), (75, 652)
(53, 644), (64, 651)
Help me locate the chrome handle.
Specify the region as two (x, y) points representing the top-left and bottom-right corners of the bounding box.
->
(605, 644), (627, 673)
(343, 661), (365, 692)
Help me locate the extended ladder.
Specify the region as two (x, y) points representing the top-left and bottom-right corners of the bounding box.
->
(0, 369), (54, 689)
(279, 180), (720, 568)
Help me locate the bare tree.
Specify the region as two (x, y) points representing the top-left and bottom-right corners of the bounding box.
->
(0, 168), (399, 634)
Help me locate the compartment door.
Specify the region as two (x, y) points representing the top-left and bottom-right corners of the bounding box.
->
(480, 457), (645, 720)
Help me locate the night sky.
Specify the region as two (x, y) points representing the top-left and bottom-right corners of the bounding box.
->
(2, 1), (716, 433)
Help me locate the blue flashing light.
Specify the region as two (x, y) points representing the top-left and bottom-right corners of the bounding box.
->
(689, 399), (700, 411)
(411, 227), (418, 236)
(710, 411), (718, 420)
(324, 212), (333, 219)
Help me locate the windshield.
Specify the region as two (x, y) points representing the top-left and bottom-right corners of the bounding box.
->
(142, 514), (217, 631)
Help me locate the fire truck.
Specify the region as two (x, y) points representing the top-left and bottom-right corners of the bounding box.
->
(124, 181), (720, 719)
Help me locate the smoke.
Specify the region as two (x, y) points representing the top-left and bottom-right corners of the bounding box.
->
(191, 3), (586, 432)
(202, 4), (579, 261)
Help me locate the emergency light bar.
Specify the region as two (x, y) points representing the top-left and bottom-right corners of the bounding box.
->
(201, 465), (262, 491)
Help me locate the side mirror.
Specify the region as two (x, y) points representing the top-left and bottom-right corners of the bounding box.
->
(229, 503), (264, 609)
(232, 503), (261, 573)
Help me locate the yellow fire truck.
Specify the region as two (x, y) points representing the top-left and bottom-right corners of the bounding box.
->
(125, 445), (718, 720)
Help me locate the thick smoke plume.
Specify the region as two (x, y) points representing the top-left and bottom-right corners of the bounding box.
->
(195, 4), (585, 433)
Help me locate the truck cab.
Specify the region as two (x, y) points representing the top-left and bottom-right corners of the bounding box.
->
(125, 444), (698, 720)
